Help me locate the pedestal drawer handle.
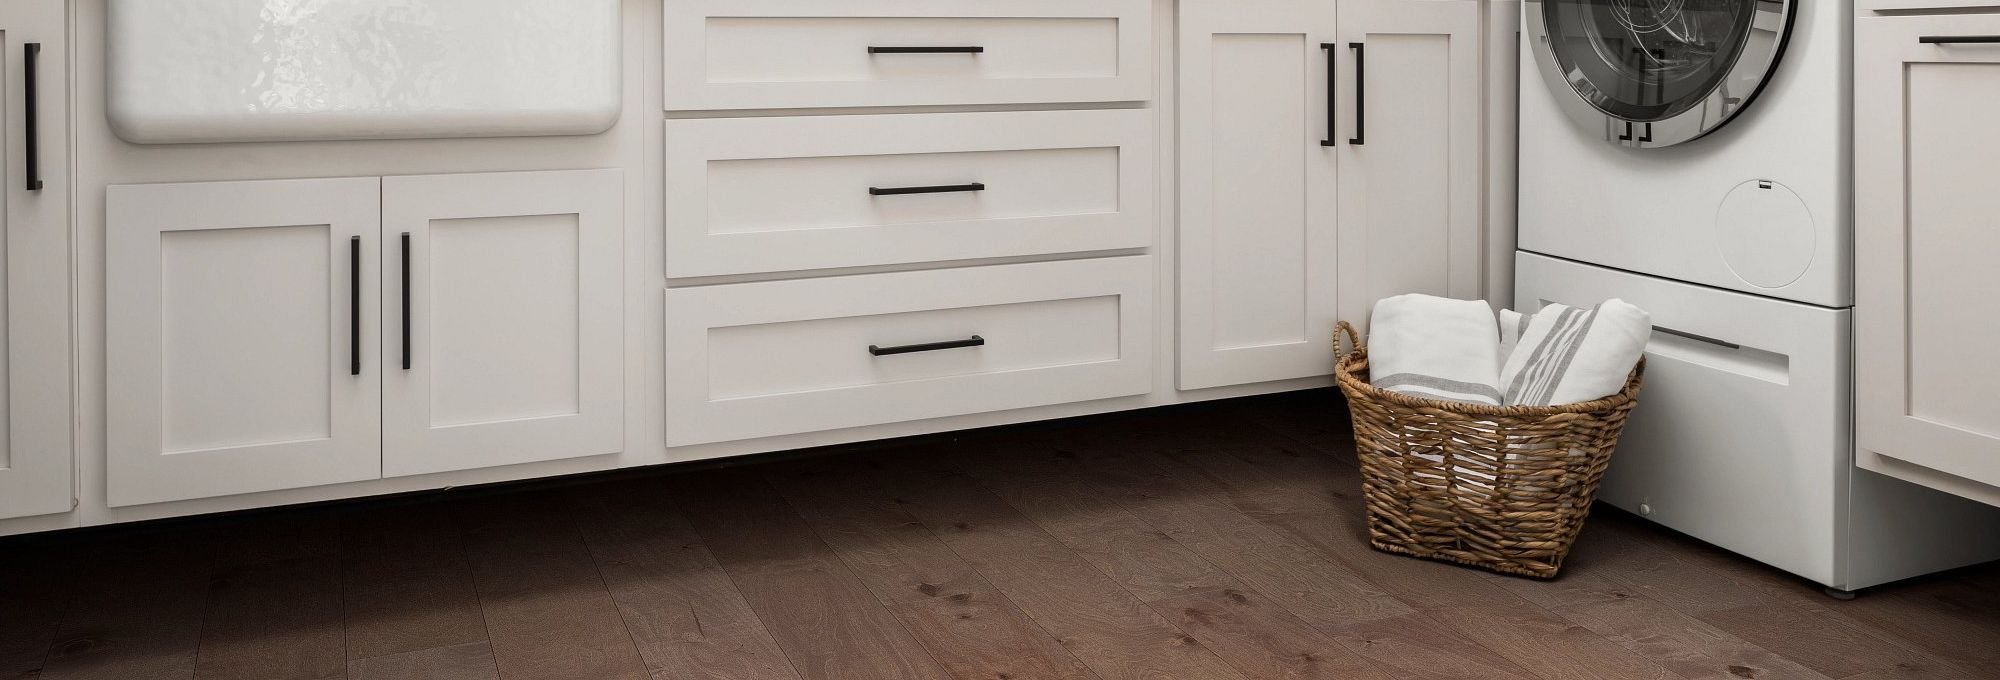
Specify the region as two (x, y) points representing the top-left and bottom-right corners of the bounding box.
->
(869, 183), (985, 196)
(1920, 35), (2000, 44)
(869, 335), (986, 357)
(869, 45), (984, 54)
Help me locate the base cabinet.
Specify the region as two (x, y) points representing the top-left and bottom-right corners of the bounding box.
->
(0, 1), (73, 520)
(109, 170), (625, 505)
(1176, 0), (1483, 390)
(1855, 13), (2000, 506)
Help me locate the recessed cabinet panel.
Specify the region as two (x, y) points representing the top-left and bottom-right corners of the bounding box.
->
(107, 178), (383, 507)
(1337, 0), (1482, 305)
(664, 110), (1153, 277)
(1177, 0), (1347, 390)
(1856, 15), (2000, 506)
(0, 2), (75, 520)
(382, 169), (624, 478)
(663, 0), (1152, 110)
(664, 257), (1154, 446)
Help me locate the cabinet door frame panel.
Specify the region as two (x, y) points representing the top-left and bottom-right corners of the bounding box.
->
(1855, 14), (2000, 503)
(382, 169), (625, 478)
(106, 178), (383, 507)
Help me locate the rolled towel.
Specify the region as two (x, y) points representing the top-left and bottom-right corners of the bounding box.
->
(1499, 308), (1530, 361)
(1500, 299), (1650, 406)
(1368, 294), (1504, 405)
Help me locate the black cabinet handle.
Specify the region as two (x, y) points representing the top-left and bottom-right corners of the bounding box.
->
(869, 45), (984, 54)
(349, 236), (362, 376)
(1320, 43), (1337, 147)
(869, 182), (985, 196)
(1347, 42), (1365, 145)
(23, 43), (41, 191)
(1920, 35), (2000, 43)
(400, 232), (411, 371)
(869, 335), (985, 357)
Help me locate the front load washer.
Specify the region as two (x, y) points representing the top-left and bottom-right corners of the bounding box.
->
(1517, 0), (2000, 589)
(1520, 0), (1847, 307)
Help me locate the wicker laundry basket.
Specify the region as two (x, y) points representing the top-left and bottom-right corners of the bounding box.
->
(1333, 321), (1645, 579)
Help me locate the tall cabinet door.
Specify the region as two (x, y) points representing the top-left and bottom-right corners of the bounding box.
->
(107, 178), (383, 506)
(1177, 0), (1346, 390)
(1338, 0), (1484, 308)
(382, 170), (623, 478)
(0, 2), (72, 520)
(1855, 14), (2000, 507)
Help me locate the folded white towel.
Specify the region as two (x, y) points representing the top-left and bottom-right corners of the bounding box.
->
(1369, 294), (1503, 405)
(1498, 308), (1529, 362)
(1500, 299), (1650, 406)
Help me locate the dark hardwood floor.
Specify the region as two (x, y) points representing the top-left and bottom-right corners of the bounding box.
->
(5, 389), (1999, 680)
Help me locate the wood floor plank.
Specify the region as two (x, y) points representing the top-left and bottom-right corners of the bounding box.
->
(1823, 572), (2000, 676)
(1427, 605), (1679, 680)
(566, 480), (803, 680)
(1162, 441), (1538, 611)
(766, 460), (1099, 680)
(38, 530), (216, 680)
(1061, 445), (1415, 627)
(0, 543), (77, 679)
(1151, 586), (1397, 680)
(1692, 603), (1940, 680)
(667, 471), (946, 680)
(346, 642), (499, 680)
(952, 443), (1235, 603)
(1548, 593), (1835, 680)
(864, 456), (1254, 680)
(193, 558), (347, 680)
(457, 495), (649, 680)
(340, 504), (487, 661)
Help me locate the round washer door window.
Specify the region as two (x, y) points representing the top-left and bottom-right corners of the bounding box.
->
(1527, 0), (1794, 147)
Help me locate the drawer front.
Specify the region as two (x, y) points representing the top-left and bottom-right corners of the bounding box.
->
(663, 0), (1153, 110)
(664, 109), (1155, 278)
(664, 257), (1154, 446)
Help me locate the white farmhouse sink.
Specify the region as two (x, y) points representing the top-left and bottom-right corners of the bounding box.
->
(107, 0), (621, 144)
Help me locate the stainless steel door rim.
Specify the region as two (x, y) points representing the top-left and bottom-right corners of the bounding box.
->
(1526, 0), (1795, 148)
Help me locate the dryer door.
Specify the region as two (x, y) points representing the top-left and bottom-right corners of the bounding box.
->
(1526, 0), (1793, 147)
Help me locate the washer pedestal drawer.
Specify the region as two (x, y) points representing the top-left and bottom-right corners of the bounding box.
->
(663, 256), (1154, 446)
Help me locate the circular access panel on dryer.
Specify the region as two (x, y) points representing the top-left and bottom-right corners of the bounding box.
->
(1716, 179), (1814, 289)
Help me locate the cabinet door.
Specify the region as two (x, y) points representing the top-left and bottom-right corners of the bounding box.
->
(382, 170), (623, 477)
(1338, 0), (1483, 308)
(1855, 15), (2000, 506)
(0, 2), (72, 520)
(107, 179), (382, 506)
(1177, 0), (1348, 390)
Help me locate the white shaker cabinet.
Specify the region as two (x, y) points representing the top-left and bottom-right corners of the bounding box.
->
(107, 178), (384, 507)
(1855, 14), (2000, 507)
(382, 170), (624, 477)
(0, 1), (73, 520)
(1338, 0), (1484, 304)
(1176, 0), (1349, 390)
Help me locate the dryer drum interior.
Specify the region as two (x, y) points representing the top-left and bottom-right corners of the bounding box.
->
(1527, 0), (1795, 147)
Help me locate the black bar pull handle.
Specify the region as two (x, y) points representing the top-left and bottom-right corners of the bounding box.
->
(400, 232), (411, 371)
(869, 45), (984, 54)
(1320, 43), (1337, 147)
(869, 182), (985, 196)
(349, 236), (362, 376)
(1920, 35), (2000, 44)
(1347, 42), (1366, 145)
(869, 335), (985, 357)
(23, 43), (42, 191)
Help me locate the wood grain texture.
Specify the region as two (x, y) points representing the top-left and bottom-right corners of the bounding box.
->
(457, 496), (649, 680)
(567, 480), (803, 680)
(766, 460), (1099, 680)
(0, 389), (1993, 680)
(339, 504), (487, 661)
(668, 471), (945, 680)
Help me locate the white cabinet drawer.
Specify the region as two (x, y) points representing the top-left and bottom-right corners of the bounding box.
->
(663, 0), (1153, 110)
(664, 257), (1154, 446)
(664, 109), (1155, 278)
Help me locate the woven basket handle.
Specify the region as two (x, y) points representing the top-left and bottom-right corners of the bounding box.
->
(1334, 321), (1364, 362)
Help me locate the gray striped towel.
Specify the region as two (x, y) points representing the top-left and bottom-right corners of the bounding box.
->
(1499, 300), (1650, 406)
